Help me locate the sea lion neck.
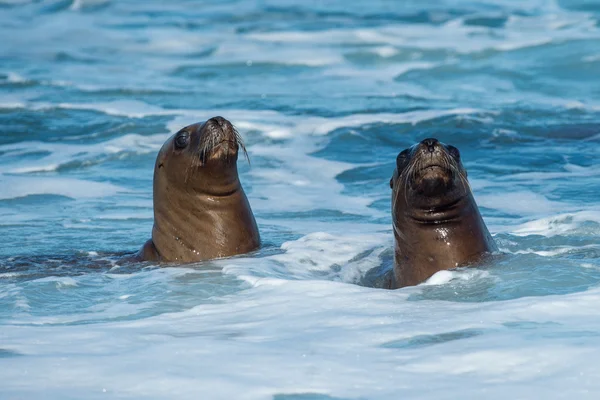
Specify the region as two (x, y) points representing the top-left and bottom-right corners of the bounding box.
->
(151, 177), (257, 262)
(402, 193), (469, 225)
(150, 145), (253, 261)
(186, 160), (242, 197)
(392, 173), (470, 224)
(391, 192), (495, 288)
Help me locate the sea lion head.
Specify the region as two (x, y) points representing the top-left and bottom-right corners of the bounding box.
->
(154, 116), (247, 196)
(390, 138), (470, 215)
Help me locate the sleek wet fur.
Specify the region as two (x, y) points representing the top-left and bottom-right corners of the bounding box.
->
(389, 138), (496, 288)
(138, 116), (260, 262)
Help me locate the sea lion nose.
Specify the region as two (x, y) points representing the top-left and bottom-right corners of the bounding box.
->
(422, 138), (439, 153)
(209, 116), (227, 127)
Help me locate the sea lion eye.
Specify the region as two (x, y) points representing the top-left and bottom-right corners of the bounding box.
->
(174, 131), (190, 149)
(396, 149), (410, 171)
(447, 145), (460, 159)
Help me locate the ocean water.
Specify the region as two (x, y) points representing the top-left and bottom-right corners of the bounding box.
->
(1, 0), (600, 398)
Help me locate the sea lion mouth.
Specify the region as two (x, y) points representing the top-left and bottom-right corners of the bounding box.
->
(403, 147), (461, 196)
(418, 164), (452, 173)
(392, 138), (471, 215)
(413, 158), (455, 181)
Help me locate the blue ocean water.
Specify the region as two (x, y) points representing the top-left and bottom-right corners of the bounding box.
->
(1, 0), (600, 398)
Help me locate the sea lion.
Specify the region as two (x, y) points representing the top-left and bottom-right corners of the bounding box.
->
(389, 138), (496, 288)
(138, 116), (260, 262)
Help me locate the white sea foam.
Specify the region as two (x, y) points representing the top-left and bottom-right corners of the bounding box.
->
(247, 11), (600, 55)
(495, 163), (600, 182)
(323, 62), (437, 81)
(0, 175), (123, 200)
(511, 245), (598, 257)
(372, 46), (400, 58)
(0, 272), (21, 279)
(214, 42), (344, 67)
(477, 190), (567, 215)
(11, 101), (484, 138)
(248, 139), (379, 216)
(67, 0), (111, 11)
(3, 282), (600, 398)
(583, 54), (600, 62)
(424, 268), (493, 286)
(4, 72), (28, 83)
(223, 231), (389, 284)
(32, 276), (79, 288)
(0, 132), (166, 174)
(53, 100), (174, 119)
(512, 211), (600, 237)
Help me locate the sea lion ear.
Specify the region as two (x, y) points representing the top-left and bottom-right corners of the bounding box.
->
(447, 145), (460, 160)
(396, 149), (410, 171)
(390, 167), (399, 189)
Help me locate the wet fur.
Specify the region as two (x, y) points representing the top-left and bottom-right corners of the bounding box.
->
(390, 139), (496, 288)
(138, 117), (260, 263)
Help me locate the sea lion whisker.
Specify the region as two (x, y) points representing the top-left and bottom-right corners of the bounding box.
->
(231, 126), (250, 165)
(193, 124), (250, 165)
(459, 170), (471, 192)
(401, 158), (418, 205)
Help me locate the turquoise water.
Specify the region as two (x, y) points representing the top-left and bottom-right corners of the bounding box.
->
(1, 0), (600, 398)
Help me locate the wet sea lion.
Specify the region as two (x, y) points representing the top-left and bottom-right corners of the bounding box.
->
(389, 138), (496, 288)
(138, 116), (260, 262)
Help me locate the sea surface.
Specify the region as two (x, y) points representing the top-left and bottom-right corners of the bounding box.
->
(1, 0), (600, 398)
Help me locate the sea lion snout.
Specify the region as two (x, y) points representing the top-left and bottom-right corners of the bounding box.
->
(202, 116), (237, 144)
(205, 116), (233, 134)
(421, 138), (439, 153)
(409, 138), (455, 194)
(416, 137), (444, 159)
(208, 116), (228, 127)
(196, 116), (246, 162)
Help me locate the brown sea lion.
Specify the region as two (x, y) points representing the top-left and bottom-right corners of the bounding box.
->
(138, 116), (260, 262)
(389, 138), (496, 288)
